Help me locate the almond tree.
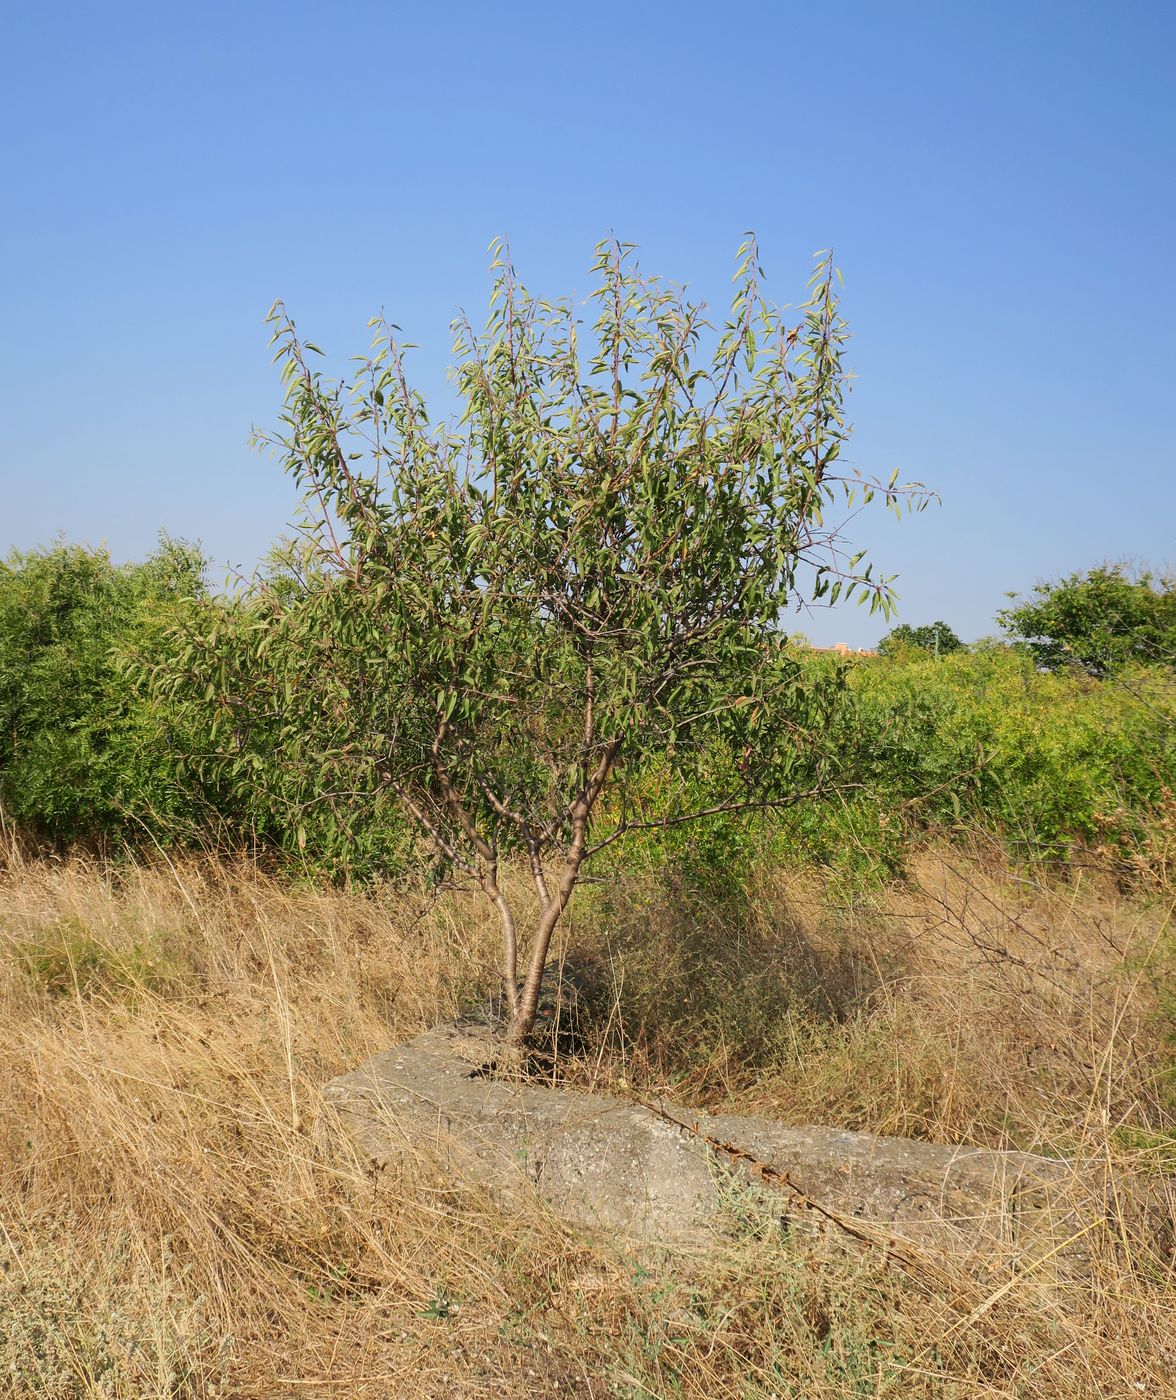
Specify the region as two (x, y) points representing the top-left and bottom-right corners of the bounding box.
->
(168, 238), (927, 1045)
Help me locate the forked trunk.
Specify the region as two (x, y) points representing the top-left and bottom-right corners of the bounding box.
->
(502, 740), (618, 1045)
(503, 851), (585, 1046)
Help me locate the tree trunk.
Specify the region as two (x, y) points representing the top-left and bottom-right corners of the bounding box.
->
(502, 739), (618, 1046)
(504, 850), (584, 1045)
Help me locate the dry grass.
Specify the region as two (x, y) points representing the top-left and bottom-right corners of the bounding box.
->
(0, 838), (1173, 1398)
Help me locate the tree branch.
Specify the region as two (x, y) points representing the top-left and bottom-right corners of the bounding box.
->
(584, 782), (856, 858)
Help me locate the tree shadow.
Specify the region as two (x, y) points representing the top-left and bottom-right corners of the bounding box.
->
(563, 861), (903, 1092)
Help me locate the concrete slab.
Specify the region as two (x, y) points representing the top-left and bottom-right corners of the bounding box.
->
(321, 1022), (1135, 1271)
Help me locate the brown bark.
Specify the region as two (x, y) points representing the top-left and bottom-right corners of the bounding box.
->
(504, 738), (618, 1045)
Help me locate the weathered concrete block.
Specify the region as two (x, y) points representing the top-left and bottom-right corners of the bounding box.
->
(321, 1023), (1154, 1268)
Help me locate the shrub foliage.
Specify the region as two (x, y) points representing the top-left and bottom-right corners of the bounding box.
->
(998, 564), (1176, 675)
(0, 538), (205, 843)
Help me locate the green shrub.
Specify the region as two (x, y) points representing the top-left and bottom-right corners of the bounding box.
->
(0, 537), (207, 845)
(4, 540), (1173, 889)
(998, 564), (1176, 675)
(581, 643), (1175, 887)
(819, 646), (1175, 870)
(878, 619), (963, 658)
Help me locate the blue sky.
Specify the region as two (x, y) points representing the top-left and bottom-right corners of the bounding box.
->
(2, 0), (1173, 647)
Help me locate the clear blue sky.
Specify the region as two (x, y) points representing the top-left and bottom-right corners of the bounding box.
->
(2, 1), (1173, 647)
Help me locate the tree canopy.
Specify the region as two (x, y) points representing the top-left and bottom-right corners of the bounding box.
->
(878, 621), (963, 658)
(997, 565), (1176, 675)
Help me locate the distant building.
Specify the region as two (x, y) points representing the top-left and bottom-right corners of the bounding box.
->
(807, 641), (878, 658)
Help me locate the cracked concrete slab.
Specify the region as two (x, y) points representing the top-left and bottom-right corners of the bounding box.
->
(322, 1023), (1164, 1270)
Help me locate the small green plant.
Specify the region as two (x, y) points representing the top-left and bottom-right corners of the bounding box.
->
(15, 919), (177, 1001)
(306, 1262), (353, 1306)
(816, 1330), (908, 1396)
(0, 1242), (209, 1399)
(420, 1287), (457, 1320)
(710, 1158), (791, 1244)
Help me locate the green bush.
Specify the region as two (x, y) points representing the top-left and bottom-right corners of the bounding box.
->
(620, 645), (1176, 885)
(801, 645), (1176, 872)
(147, 551), (418, 883)
(3, 541), (1173, 889)
(0, 538), (207, 844)
(998, 564), (1176, 675)
(0, 538), (414, 879)
(877, 620), (963, 658)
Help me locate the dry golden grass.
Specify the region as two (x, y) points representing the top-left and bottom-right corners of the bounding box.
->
(0, 837), (1173, 1398)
